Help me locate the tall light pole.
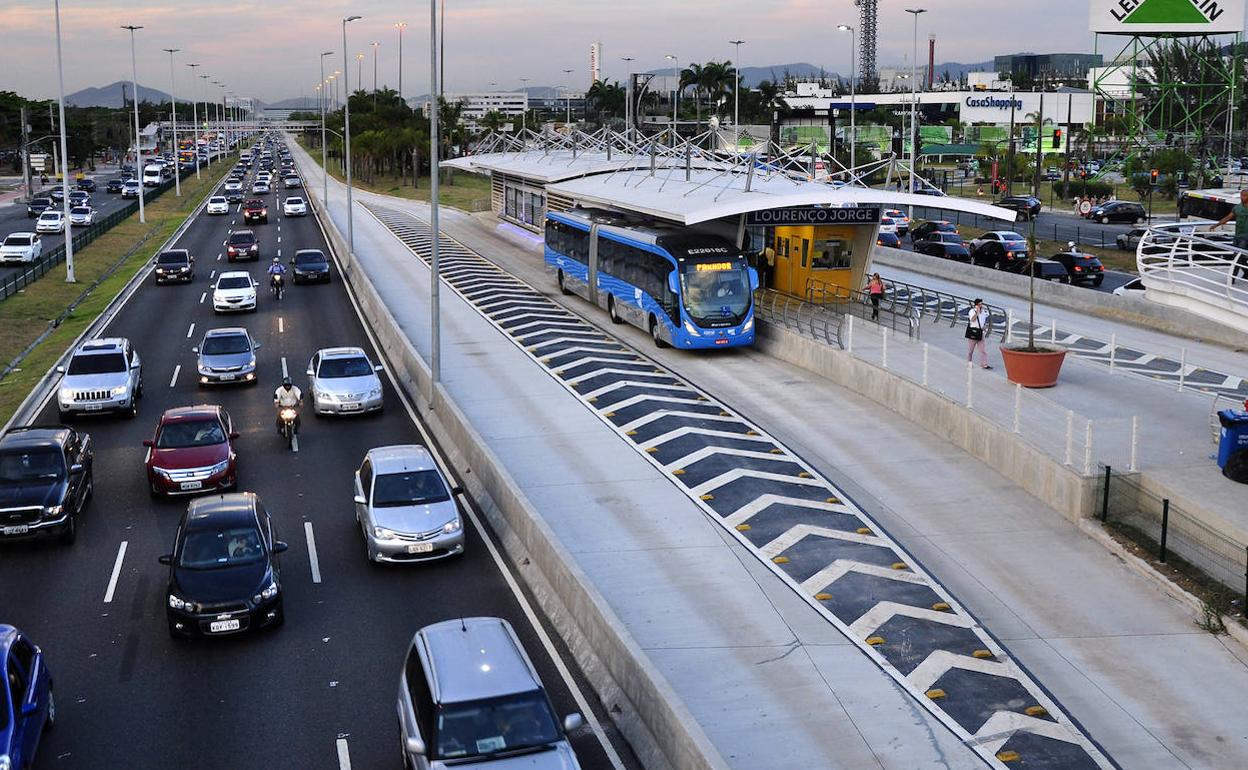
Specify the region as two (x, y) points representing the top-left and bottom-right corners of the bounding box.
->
(371, 42), (380, 105)
(54, 0), (75, 282)
(837, 26), (856, 180)
(430, 0), (442, 383)
(356, 53), (364, 91)
(122, 24), (146, 224)
(519, 78), (530, 133)
(622, 57), (635, 138)
(163, 48), (182, 196)
(320, 51), (333, 206)
(186, 64), (201, 179)
(905, 7), (926, 215)
(342, 15), (362, 258)
(395, 22), (407, 103)
(199, 73), (211, 146)
(665, 54), (679, 144)
(563, 68), (574, 125)
(730, 40), (745, 153)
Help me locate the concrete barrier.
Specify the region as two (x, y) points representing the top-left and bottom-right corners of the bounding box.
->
(872, 245), (1247, 349)
(756, 321), (1099, 522)
(305, 182), (727, 770)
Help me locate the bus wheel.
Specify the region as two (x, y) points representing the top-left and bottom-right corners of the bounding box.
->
(607, 296), (623, 324)
(650, 316), (668, 348)
(557, 270), (571, 295)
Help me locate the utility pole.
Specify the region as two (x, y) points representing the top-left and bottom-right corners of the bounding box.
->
(431, 0), (442, 383)
(54, 0), (75, 282)
(163, 48), (181, 196)
(122, 24), (146, 224)
(395, 22), (407, 103)
(371, 42), (380, 106)
(905, 8), (927, 222)
(20, 107), (32, 200)
(187, 63), (201, 180)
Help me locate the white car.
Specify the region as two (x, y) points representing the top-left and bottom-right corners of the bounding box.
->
(69, 206), (94, 226)
(878, 216), (897, 235)
(206, 196), (230, 215)
(1113, 277), (1145, 296)
(282, 197), (307, 217)
(212, 271), (258, 313)
(252, 181), (270, 195)
(35, 211), (65, 233)
(883, 208), (910, 235)
(0, 232), (42, 264)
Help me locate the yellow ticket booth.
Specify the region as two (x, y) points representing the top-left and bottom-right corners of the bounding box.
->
(749, 207), (879, 302)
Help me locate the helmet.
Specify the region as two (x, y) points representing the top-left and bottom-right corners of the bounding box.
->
(272, 257), (280, 263)
(281, 376), (292, 387)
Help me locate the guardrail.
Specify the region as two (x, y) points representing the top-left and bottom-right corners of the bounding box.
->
(754, 289), (842, 348)
(874, 275), (1010, 341)
(1137, 222), (1248, 315)
(805, 278), (921, 339)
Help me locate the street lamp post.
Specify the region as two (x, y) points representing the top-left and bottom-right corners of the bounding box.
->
(730, 40), (745, 153)
(395, 22), (407, 103)
(54, 0), (75, 282)
(519, 78), (530, 133)
(356, 53), (364, 91)
(622, 57), (635, 138)
(163, 48), (181, 196)
(187, 64), (201, 179)
(905, 8), (927, 221)
(122, 24), (146, 224)
(563, 68), (574, 125)
(665, 54), (679, 145)
(430, 0), (442, 383)
(320, 51), (333, 207)
(343, 15), (362, 258)
(371, 42), (380, 105)
(837, 26), (856, 181)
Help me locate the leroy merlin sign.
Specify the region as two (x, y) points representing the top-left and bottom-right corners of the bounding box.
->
(1090, 0), (1245, 33)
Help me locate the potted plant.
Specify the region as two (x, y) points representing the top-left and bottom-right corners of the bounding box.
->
(1000, 97), (1067, 388)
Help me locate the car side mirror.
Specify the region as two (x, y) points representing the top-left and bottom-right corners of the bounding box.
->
(451, 485), (464, 496)
(404, 737), (426, 756)
(229, 432), (241, 440)
(70, 463), (84, 474)
(22, 700), (39, 717)
(253, 342), (262, 350)
(563, 713), (584, 732)
(353, 494), (367, 505)
(374, 365), (384, 373)
(55, 365), (65, 374)
(190, 346), (199, 354)
(272, 541), (289, 554)
(158, 554), (172, 566)
(305, 368), (315, 377)
(143, 439), (154, 447)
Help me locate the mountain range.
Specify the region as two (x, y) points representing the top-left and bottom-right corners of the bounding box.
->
(66, 81), (177, 108)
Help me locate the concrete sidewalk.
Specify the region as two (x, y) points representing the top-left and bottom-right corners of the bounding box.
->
(292, 141), (1248, 769)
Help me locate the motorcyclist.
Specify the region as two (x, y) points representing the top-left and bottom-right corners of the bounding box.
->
(267, 257), (287, 294)
(273, 376), (302, 433)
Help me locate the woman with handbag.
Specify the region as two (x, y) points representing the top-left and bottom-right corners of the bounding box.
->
(866, 273), (885, 320)
(965, 299), (992, 369)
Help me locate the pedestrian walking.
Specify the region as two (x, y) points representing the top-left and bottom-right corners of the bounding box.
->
(1211, 189), (1248, 280)
(867, 273), (885, 320)
(965, 298), (992, 369)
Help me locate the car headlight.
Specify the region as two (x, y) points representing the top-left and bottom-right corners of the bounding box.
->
(0, 754), (11, 770)
(44, 504), (63, 518)
(168, 594), (189, 611)
(683, 321), (701, 337)
(253, 580), (279, 604)
(367, 387), (382, 399)
(317, 391), (337, 403)
(153, 467), (173, 479)
(373, 526), (398, 541)
(112, 384), (129, 396)
(442, 518), (462, 534)
(208, 459), (231, 476)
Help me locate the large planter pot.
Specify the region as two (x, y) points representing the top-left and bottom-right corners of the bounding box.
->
(1000, 345), (1067, 388)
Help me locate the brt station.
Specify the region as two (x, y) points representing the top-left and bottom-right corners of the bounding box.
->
(445, 128), (1017, 333)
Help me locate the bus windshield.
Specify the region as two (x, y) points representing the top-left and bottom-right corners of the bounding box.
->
(680, 259), (751, 326)
(1179, 190), (1238, 222)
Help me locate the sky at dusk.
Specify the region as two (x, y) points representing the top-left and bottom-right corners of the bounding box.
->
(0, 0), (1101, 103)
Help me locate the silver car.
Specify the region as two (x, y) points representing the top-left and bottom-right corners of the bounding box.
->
(306, 347), (383, 415)
(193, 328), (260, 385)
(56, 337), (143, 419)
(397, 617), (583, 768)
(354, 445), (464, 563)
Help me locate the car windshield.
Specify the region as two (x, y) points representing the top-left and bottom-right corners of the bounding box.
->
(0, 448), (65, 482)
(40, 212), (61, 220)
(318, 356), (373, 378)
(1000, 233), (1025, 243)
(218, 276), (252, 290)
(286, 198), (303, 205)
(681, 260), (751, 324)
(3, 235), (32, 246)
(67, 352), (126, 375)
(156, 418), (226, 449)
(158, 252), (188, 264)
(178, 525), (264, 569)
(228, 233), (254, 245)
(210, 197), (227, 204)
(295, 251), (326, 265)
(71, 207), (90, 215)
(434, 690), (562, 760)
(372, 469), (449, 507)
(202, 334), (250, 355)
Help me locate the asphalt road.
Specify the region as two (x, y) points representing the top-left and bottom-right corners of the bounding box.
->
(0, 146), (630, 770)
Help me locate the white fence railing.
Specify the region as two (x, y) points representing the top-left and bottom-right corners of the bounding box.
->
(1137, 223), (1248, 313)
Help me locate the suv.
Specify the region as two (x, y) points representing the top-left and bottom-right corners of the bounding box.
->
(1086, 200), (1146, 224)
(226, 230), (259, 261)
(1049, 248), (1106, 287)
(154, 249), (195, 284)
(26, 197), (52, 218)
(242, 198), (269, 224)
(0, 232), (43, 265)
(995, 195), (1042, 221)
(0, 425), (93, 543)
(55, 338), (143, 419)
(0, 625), (56, 768)
(397, 617), (583, 767)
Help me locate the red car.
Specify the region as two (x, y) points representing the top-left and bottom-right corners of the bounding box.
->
(226, 230), (259, 261)
(242, 198), (268, 224)
(144, 405), (239, 497)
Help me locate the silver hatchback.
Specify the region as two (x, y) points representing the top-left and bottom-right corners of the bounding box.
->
(354, 445), (464, 563)
(307, 347), (383, 415)
(193, 328), (260, 385)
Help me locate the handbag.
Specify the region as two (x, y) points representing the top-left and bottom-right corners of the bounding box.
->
(964, 325), (984, 341)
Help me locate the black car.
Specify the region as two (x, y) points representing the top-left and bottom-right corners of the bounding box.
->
(876, 231), (902, 248)
(1087, 200), (1146, 224)
(160, 492), (287, 639)
(105, 178), (126, 194)
(26, 197), (52, 218)
(76, 178), (97, 192)
(1049, 249), (1105, 286)
(915, 239), (971, 262)
(225, 189), (245, 204)
(910, 220), (958, 241)
(47, 187), (66, 204)
(0, 426), (93, 544)
(154, 249), (195, 284)
(969, 231), (1030, 271)
(290, 249), (331, 283)
(994, 195), (1042, 221)
(1028, 259), (1070, 283)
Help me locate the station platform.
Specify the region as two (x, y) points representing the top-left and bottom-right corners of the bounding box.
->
(290, 141), (1248, 770)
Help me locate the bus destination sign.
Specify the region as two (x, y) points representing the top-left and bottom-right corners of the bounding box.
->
(747, 206), (881, 226)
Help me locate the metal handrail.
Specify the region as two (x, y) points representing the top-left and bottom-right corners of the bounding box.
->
(873, 276), (1009, 341)
(805, 277), (922, 339)
(1137, 222), (1248, 312)
(754, 289), (842, 348)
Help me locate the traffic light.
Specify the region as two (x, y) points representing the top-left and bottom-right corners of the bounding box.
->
(1150, 168), (1159, 184)
(1053, 128), (1062, 146)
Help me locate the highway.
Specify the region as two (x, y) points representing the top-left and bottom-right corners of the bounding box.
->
(0, 144), (630, 770)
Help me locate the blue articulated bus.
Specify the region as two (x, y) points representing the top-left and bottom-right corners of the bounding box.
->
(544, 209), (758, 349)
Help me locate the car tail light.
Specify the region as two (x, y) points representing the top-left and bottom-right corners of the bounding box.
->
(1073, 265), (1083, 272)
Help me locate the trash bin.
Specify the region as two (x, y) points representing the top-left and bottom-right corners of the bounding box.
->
(1217, 410), (1248, 482)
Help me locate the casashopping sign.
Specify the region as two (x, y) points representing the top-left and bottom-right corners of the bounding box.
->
(965, 96), (1024, 111)
(1089, 0), (1246, 35)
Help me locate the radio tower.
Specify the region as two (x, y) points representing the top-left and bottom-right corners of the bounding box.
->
(855, 0), (878, 90)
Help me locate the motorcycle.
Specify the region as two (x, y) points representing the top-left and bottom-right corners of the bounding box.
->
(278, 405), (299, 449)
(270, 273), (285, 300)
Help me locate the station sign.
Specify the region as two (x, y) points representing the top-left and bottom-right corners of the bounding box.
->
(1089, 0), (1246, 35)
(747, 206), (881, 226)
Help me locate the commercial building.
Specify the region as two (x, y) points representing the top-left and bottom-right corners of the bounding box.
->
(994, 53), (1104, 80)
(423, 91), (529, 131)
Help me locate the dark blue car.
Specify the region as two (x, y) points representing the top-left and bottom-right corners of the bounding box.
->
(0, 625), (54, 770)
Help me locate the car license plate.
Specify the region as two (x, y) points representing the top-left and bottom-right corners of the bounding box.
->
(180, 481), (203, 491)
(2, 525), (29, 536)
(340, 402), (361, 412)
(219, 373), (235, 381)
(209, 619), (240, 633)
(85, 403), (103, 411)
(407, 542), (434, 554)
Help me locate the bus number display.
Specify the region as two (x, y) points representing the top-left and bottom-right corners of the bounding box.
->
(694, 262), (733, 272)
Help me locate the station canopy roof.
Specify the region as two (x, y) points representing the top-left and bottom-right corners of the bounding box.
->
(446, 128), (1017, 226)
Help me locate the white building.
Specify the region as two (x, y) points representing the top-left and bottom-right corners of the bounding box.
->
(424, 92), (529, 130)
(590, 42), (602, 86)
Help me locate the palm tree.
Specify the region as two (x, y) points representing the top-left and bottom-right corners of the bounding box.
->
(702, 61), (735, 119)
(680, 63), (705, 128)
(586, 79), (625, 123)
(478, 110), (509, 135)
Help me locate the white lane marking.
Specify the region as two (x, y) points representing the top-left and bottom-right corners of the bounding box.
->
(185, 323), (195, 339)
(169, 365), (181, 388)
(277, 236), (281, 243)
(305, 522), (321, 583)
(217, 252), (223, 261)
(335, 738), (350, 769)
(210, 270), (216, 279)
(281, 356), (289, 379)
(277, 248), (282, 258)
(291, 434), (300, 453)
(278, 317), (285, 334)
(103, 541), (128, 604)
(199, 291), (206, 304)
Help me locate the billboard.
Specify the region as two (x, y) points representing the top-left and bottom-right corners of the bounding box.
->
(1090, 0), (1246, 35)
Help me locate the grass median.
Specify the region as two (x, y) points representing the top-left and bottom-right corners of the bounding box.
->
(0, 159), (234, 425)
